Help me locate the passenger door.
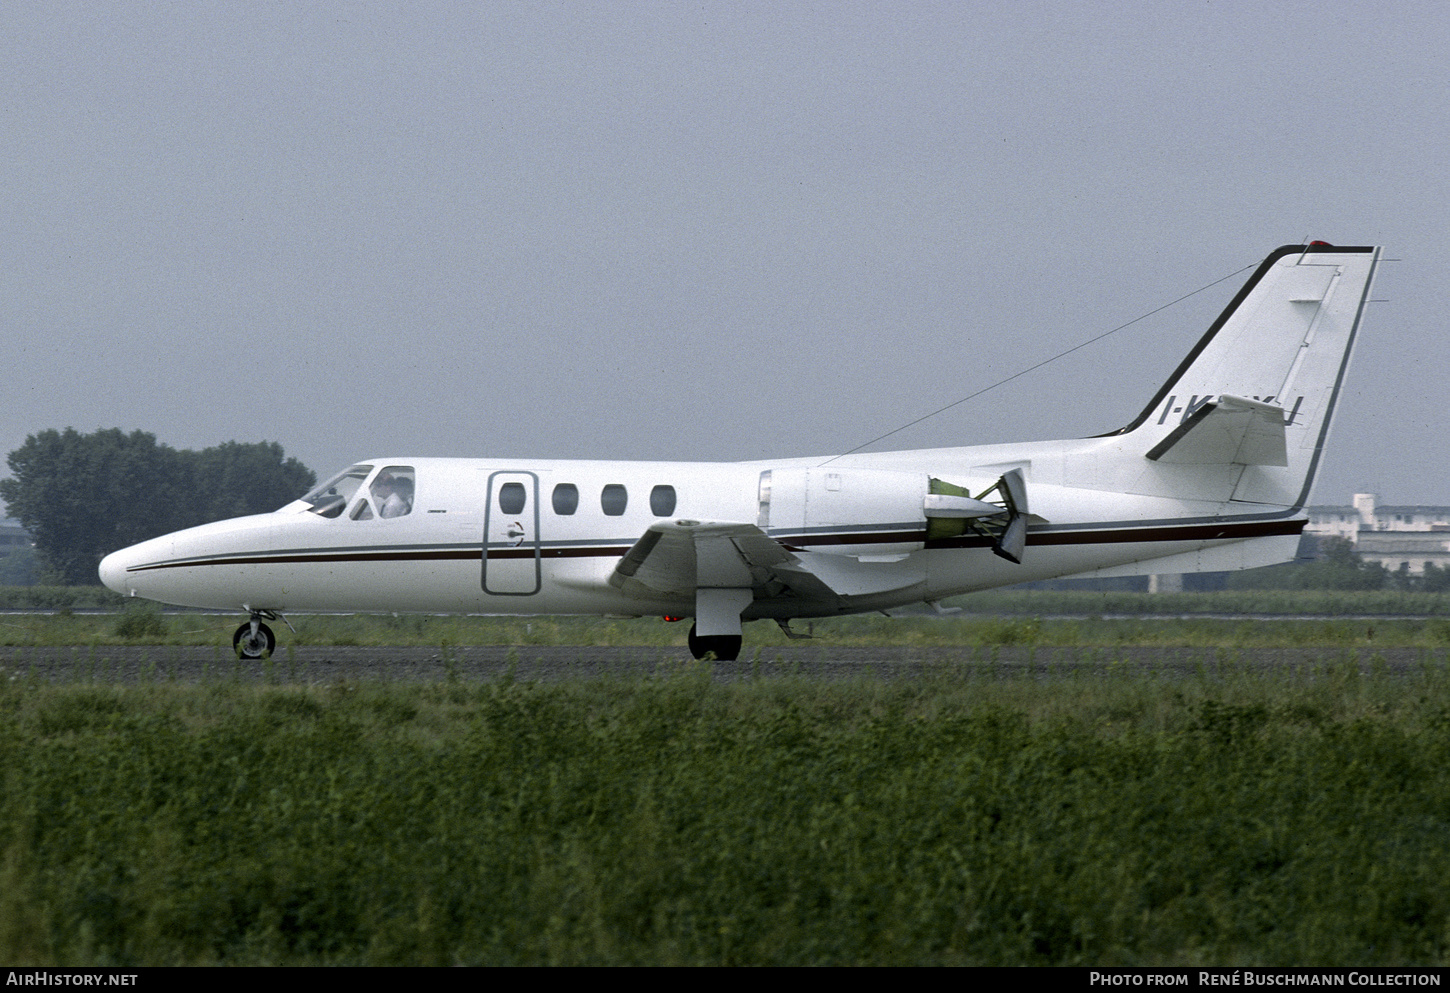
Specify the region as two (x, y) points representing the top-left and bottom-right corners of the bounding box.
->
(483, 471), (541, 595)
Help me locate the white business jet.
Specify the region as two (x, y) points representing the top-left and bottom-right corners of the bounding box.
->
(99, 243), (1381, 661)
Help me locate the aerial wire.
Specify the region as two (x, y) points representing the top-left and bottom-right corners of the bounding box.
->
(816, 258), (1261, 467)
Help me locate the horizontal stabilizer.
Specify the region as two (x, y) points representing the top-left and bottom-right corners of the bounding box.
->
(1145, 394), (1289, 466)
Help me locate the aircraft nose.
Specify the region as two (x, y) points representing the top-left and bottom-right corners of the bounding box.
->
(98, 548), (135, 596)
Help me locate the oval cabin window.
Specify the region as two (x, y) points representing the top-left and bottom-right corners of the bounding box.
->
(498, 482), (527, 515)
(650, 485), (676, 516)
(552, 483), (579, 515)
(601, 484), (628, 516)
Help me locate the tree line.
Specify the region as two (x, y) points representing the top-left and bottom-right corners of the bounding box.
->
(1, 428), (315, 585)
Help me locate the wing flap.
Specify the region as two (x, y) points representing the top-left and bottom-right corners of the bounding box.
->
(774, 551), (926, 597)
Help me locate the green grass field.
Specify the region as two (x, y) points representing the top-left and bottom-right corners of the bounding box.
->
(5, 588), (1449, 964)
(5, 646), (1450, 964)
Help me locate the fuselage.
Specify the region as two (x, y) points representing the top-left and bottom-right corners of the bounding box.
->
(98, 440), (1304, 620)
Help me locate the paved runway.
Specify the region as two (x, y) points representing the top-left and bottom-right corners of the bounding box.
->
(0, 643), (1441, 683)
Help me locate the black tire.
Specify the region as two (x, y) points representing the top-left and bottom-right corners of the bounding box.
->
(687, 623), (742, 661)
(233, 621), (276, 659)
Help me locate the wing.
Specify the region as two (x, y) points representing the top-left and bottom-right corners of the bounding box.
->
(610, 520), (796, 596)
(608, 519), (927, 612)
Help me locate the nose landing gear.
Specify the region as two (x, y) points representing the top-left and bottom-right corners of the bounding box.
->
(233, 610), (279, 659)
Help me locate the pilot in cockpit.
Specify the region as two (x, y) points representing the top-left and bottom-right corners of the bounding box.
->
(372, 472), (414, 518)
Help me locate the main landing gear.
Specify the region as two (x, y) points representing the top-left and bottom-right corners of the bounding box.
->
(687, 623), (742, 661)
(233, 611), (278, 659)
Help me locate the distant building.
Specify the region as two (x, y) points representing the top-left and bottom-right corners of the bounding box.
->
(1305, 494), (1450, 575)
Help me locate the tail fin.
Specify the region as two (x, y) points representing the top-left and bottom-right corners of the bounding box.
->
(1114, 243), (1380, 507)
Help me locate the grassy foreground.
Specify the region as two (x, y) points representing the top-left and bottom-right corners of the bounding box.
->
(5, 660), (1450, 964)
(7, 597), (1450, 650)
(3, 585), (1448, 616)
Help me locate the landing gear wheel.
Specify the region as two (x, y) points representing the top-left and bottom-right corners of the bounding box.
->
(687, 623), (742, 661)
(233, 621), (276, 659)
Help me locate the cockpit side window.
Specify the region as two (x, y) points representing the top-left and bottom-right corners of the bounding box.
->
(302, 465), (373, 519)
(370, 466), (415, 519)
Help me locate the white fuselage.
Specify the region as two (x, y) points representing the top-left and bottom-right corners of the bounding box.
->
(97, 439), (1303, 620)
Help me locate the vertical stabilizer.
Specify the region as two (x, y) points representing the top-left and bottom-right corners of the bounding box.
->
(1114, 244), (1379, 507)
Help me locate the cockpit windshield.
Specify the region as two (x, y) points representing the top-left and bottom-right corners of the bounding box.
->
(300, 465), (373, 518)
(298, 464), (417, 520)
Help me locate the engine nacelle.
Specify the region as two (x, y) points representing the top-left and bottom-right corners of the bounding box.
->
(757, 466), (1027, 562)
(758, 468), (928, 554)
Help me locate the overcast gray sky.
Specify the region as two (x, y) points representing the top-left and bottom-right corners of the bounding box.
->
(4, 1), (1445, 508)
